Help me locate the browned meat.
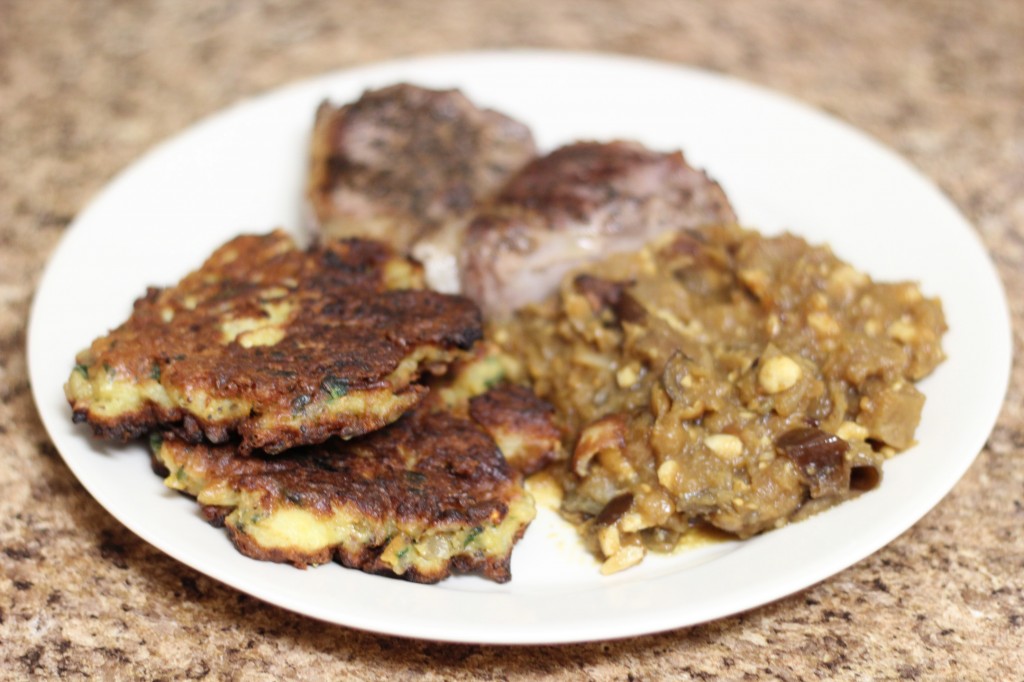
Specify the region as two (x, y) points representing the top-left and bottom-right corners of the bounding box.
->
(307, 84), (537, 263)
(460, 141), (738, 318)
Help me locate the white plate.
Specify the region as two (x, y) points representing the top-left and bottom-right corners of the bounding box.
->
(28, 50), (1011, 645)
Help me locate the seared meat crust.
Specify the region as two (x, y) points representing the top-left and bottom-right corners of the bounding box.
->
(65, 231), (482, 454)
(461, 140), (738, 317)
(307, 83), (537, 250)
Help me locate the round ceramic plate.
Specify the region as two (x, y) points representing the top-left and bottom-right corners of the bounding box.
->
(28, 51), (1011, 645)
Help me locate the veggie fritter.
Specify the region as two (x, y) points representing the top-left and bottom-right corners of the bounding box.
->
(65, 231), (482, 454)
(151, 392), (539, 583)
(467, 384), (562, 476)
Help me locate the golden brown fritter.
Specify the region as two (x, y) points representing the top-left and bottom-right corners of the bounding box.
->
(418, 339), (565, 476)
(151, 398), (537, 583)
(468, 384), (562, 476)
(65, 231), (482, 454)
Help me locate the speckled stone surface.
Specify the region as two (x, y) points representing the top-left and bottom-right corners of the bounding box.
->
(2, 1), (1022, 679)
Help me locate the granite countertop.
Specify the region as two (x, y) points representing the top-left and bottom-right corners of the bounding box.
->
(2, 1), (1022, 678)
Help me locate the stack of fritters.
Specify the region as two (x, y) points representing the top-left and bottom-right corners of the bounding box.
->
(66, 231), (553, 583)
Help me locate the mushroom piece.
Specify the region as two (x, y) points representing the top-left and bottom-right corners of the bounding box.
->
(774, 427), (850, 498)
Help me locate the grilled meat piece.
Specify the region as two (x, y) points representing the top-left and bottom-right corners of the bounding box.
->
(307, 83), (537, 269)
(65, 231), (482, 455)
(460, 140), (738, 318)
